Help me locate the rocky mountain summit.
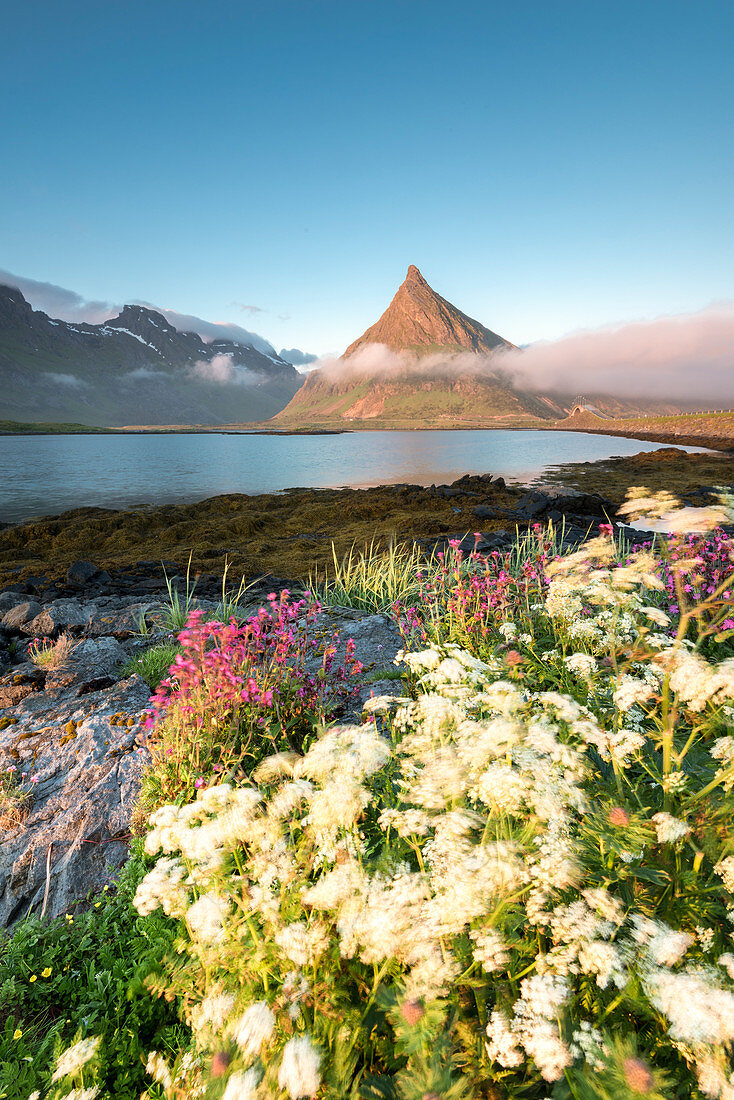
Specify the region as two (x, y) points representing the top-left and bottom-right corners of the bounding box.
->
(0, 285), (305, 425)
(343, 265), (516, 358)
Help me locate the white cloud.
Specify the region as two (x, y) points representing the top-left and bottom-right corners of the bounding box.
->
(42, 372), (88, 388)
(499, 300), (734, 404)
(149, 307), (277, 355)
(189, 354), (262, 386)
(279, 347), (318, 368)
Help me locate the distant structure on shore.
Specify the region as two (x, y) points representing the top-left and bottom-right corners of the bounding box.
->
(564, 399), (614, 424)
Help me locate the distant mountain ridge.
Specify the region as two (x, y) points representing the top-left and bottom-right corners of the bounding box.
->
(0, 286), (304, 425)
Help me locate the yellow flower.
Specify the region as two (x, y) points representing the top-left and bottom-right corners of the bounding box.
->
(13, 1028), (22, 1040)
(29, 974), (37, 982)
(41, 967), (52, 977)
(94, 902), (101, 908)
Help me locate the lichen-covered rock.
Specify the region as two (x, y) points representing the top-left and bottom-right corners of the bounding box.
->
(309, 609), (404, 721)
(85, 603), (153, 639)
(0, 675), (150, 927)
(43, 637), (127, 696)
(25, 599), (92, 638)
(2, 600), (42, 632)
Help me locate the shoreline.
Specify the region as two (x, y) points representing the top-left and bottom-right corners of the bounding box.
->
(1, 445), (733, 590)
(1, 419), (733, 453)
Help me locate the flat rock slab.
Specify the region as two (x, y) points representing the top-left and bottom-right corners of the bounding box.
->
(310, 609), (404, 722)
(0, 674), (150, 928)
(84, 603), (154, 639)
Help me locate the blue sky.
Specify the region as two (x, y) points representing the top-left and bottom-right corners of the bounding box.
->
(2, 0), (733, 355)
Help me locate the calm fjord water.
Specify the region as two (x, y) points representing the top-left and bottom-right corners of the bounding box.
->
(0, 430), (707, 525)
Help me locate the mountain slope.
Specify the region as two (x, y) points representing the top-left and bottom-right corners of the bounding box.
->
(274, 266), (555, 427)
(0, 286), (304, 425)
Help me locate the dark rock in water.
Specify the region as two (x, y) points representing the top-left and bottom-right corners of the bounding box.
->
(451, 473), (498, 490)
(2, 600), (42, 632)
(0, 674), (150, 928)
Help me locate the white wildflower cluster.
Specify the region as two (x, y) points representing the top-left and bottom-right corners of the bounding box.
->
(613, 674), (656, 712)
(470, 926), (510, 972)
(607, 724), (647, 768)
(563, 652), (597, 681)
(51, 1037), (101, 1082)
(146, 1051), (173, 1090)
(222, 1069), (260, 1099)
(617, 486), (682, 525)
(644, 966), (734, 1045)
(711, 737), (734, 791)
(715, 856), (734, 894)
(655, 648), (734, 713)
(651, 811), (691, 845)
(277, 1035), (321, 1098)
(510, 973), (573, 1081)
(131, 536), (734, 1100)
(230, 1001), (275, 1058)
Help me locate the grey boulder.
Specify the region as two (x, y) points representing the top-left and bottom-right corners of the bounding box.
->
(0, 674), (151, 928)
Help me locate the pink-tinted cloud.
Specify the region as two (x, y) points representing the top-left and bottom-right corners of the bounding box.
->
(499, 301), (734, 404)
(310, 301), (734, 407)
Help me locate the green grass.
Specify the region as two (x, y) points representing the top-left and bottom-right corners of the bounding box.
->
(156, 555), (200, 633)
(0, 420), (112, 434)
(122, 642), (180, 690)
(0, 845), (185, 1100)
(155, 555), (257, 634)
(311, 538), (431, 614)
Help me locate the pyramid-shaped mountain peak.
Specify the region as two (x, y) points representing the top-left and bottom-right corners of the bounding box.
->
(404, 264), (427, 285)
(343, 266), (514, 358)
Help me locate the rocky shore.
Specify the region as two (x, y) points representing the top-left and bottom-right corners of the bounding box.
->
(0, 469), (635, 590)
(0, 566), (410, 929)
(0, 473), (622, 929)
(2, 449), (732, 929)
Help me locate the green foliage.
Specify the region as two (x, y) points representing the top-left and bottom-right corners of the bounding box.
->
(311, 539), (430, 614)
(0, 421), (112, 434)
(157, 554), (200, 633)
(0, 844), (185, 1100)
(120, 522), (734, 1099)
(12, 512), (734, 1100)
(122, 642), (181, 690)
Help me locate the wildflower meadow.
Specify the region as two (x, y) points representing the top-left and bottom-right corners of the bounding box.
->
(5, 488), (734, 1100)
